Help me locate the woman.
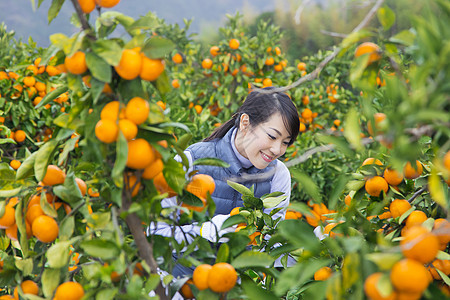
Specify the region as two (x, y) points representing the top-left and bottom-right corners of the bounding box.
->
(151, 87), (300, 276)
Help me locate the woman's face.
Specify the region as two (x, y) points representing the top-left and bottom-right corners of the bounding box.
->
(235, 112), (291, 169)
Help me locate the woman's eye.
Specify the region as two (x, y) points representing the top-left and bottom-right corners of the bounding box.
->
(267, 134), (275, 140)
(283, 141), (290, 145)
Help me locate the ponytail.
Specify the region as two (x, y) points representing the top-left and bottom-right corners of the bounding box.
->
(203, 113), (239, 142)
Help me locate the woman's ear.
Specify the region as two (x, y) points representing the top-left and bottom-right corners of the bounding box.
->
(239, 113), (250, 131)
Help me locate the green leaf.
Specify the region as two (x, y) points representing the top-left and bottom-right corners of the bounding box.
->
(428, 169), (447, 208)
(91, 39), (122, 66)
(112, 133), (128, 188)
(34, 140), (58, 182)
(46, 241), (71, 268)
(241, 277), (279, 300)
(290, 169), (321, 203)
(15, 258), (34, 277)
(86, 52), (112, 83)
(277, 219), (320, 251)
(215, 243), (230, 263)
(58, 136), (78, 166)
(342, 253), (360, 290)
(221, 214), (247, 229)
(42, 268), (60, 298)
(36, 86), (69, 109)
(366, 253), (403, 271)
(16, 151), (37, 180)
(343, 108), (362, 151)
(175, 133), (193, 150)
(377, 6), (396, 31)
(59, 216), (75, 241)
(340, 29), (372, 52)
(142, 37), (176, 59)
(193, 158), (230, 168)
(243, 195), (264, 210)
(262, 195), (287, 209)
(0, 188), (21, 198)
(227, 181), (253, 197)
(315, 134), (354, 158)
(80, 239), (120, 260)
(389, 30), (416, 46)
(232, 251), (275, 268)
(48, 0), (65, 24)
(96, 288), (118, 300)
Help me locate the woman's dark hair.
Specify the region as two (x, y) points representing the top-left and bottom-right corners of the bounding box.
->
(204, 87), (300, 145)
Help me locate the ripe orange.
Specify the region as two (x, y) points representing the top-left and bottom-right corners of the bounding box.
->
(262, 78), (272, 87)
(428, 259), (450, 280)
(126, 138), (155, 169)
(118, 119), (138, 141)
(54, 281), (84, 300)
(186, 174), (215, 199)
(355, 42), (382, 64)
(364, 272), (396, 300)
(389, 199), (411, 218)
(404, 210), (427, 228)
(14, 130), (26, 143)
(114, 48), (142, 80)
(180, 279), (194, 299)
(100, 101), (122, 121)
(194, 104), (203, 114)
(265, 57), (275, 66)
(297, 62), (306, 71)
(10, 160), (21, 170)
(403, 160), (423, 179)
(383, 168), (404, 186)
(95, 119), (119, 144)
(140, 56), (165, 81)
(314, 266), (332, 281)
(285, 210), (298, 220)
(13, 280), (39, 299)
(171, 79), (180, 88)
(142, 159), (163, 180)
(5, 224), (19, 241)
(78, 0), (96, 13)
(433, 218), (450, 246)
(229, 39), (240, 50)
(42, 165), (66, 186)
(0, 205), (15, 229)
(125, 97), (150, 125)
(26, 204), (45, 224)
(35, 82), (46, 93)
(75, 178), (87, 196)
(305, 210), (320, 227)
(95, 0), (120, 9)
(193, 264), (212, 290)
(65, 51), (88, 75)
(210, 46), (220, 56)
(153, 172), (176, 197)
(0, 295), (14, 300)
(46, 65), (62, 76)
(443, 151), (450, 171)
(362, 158), (383, 166)
(344, 195), (352, 206)
(23, 76), (36, 87)
(125, 173), (141, 197)
(201, 58), (213, 69)
(172, 53), (183, 64)
(390, 258), (429, 293)
(367, 112), (386, 136)
(207, 263), (237, 293)
(365, 176), (389, 197)
(32, 215), (59, 243)
(400, 225), (440, 264)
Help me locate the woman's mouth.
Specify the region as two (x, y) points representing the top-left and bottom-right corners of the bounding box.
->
(261, 151), (273, 162)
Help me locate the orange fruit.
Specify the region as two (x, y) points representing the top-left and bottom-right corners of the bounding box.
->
(389, 199), (411, 218)
(400, 225), (440, 264)
(46, 65), (62, 76)
(262, 78), (272, 87)
(95, 119), (119, 143)
(193, 264), (212, 290)
(95, 0), (120, 8)
(26, 204), (45, 224)
(172, 53), (183, 64)
(1, 205), (16, 228)
(367, 112), (386, 136)
(344, 195), (352, 206)
(125, 173), (141, 197)
(305, 210), (320, 227)
(207, 263), (237, 293)
(194, 105), (202, 114)
(364, 272), (396, 300)
(153, 172), (176, 197)
(443, 151), (450, 171)
(186, 174), (215, 199)
(42, 165), (66, 186)
(355, 42), (382, 64)
(126, 138), (154, 169)
(201, 58), (213, 69)
(428, 259), (450, 280)
(10, 160), (21, 170)
(390, 258), (429, 293)
(171, 79), (180, 88)
(75, 178), (87, 196)
(0, 296), (14, 300)
(140, 56), (165, 81)
(142, 159), (164, 180)
(6, 224), (19, 241)
(78, 0), (96, 13)
(229, 39), (240, 50)
(14, 130), (26, 143)
(54, 281), (84, 300)
(433, 218), (450, 246)
(32, 215), (59, 243)
(285, 210), (298, 220)
(118, 119), (138, 141)
(362, 158), (383, 166)
(383, 168), (404, 186)
(314, 266), (332, 281)
(403, 160), (423, 179)
(180, 279), (194, 299)
(13, 280), (39, 299)
(100, 101), (122, 121)
(114, 48), (142, 80)
(297, 62), (306, 71)
(230, 207), (241, 216)
(365, 176), (389, 197)
(23, 76), (36, 87)
(210, 46), (220, 56)
(35, 82), (46, 93)
(156, 101), (166, 110)
(404, 210), (427, 228)
(125, 97), (150, 125)
(65, 51), (88, 75)
(265, 57), (275, 66)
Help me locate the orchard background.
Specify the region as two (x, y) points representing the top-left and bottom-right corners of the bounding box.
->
(0, 0), (449, 299)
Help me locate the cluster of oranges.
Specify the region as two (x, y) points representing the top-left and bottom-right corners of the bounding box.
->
(188, 262), (237, 295)
(77, 0), (120, 14)
(182, 174), (216, 212)
(0, 280), (84, 300)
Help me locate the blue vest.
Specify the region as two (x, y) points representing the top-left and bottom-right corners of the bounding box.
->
(186, 127), (276, 215)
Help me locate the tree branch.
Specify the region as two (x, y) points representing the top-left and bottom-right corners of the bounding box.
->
(69, 0), (96, 40)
